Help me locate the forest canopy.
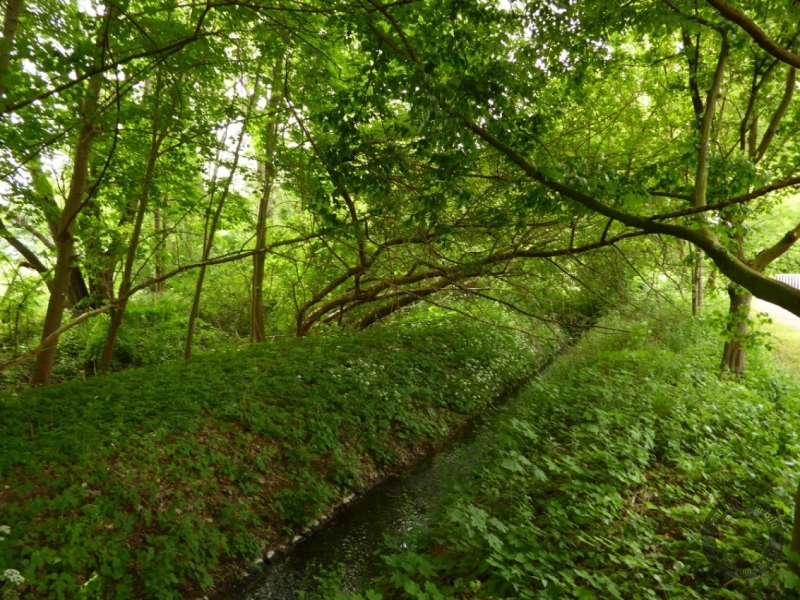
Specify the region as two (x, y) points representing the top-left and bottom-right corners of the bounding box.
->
(3, 0), (800, 598)
(0, 0), (798, 383)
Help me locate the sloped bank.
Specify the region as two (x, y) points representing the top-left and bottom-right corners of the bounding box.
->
(0, 318), (558, 599)
(345, 314), (800, 600)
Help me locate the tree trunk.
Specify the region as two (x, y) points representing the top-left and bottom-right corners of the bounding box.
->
(791, 478), (800, 578)
(249, 162), (272, 343)
(692, 248), (704, 315)
(66, 266), (90, 309)
(250, 57), (283, 343)
(80, 195), (116, 309)
(100, 75), (166, 374)
(152, 205), (166, 293)
(186, 70), (262, 359)
(0, 0), (25, 101)
(721, 285), (753, 374)
(30, 74), (102, 386)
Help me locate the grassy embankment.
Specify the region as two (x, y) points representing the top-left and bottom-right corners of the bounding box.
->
(0, 318), (557, 599)
(341, 312), (800, 600)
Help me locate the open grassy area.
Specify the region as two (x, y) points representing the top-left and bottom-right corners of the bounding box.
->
(0, 318), (557, 599)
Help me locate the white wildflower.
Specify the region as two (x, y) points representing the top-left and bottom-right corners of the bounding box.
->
(2, 569), (25, 586)
(0, 525), (10, 535)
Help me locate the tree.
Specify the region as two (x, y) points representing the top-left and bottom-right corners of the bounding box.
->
(29, 6), (109, 385)
(250, 57), (285, 343)
(99, 70), (173, 374)
(344, 0), (800, 320)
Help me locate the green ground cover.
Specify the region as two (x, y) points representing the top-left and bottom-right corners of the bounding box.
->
(339, 312), (800, 600)
(0, 318), (555, 599)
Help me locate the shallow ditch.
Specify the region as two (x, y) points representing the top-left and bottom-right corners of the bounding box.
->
(215, 381), (538, 600)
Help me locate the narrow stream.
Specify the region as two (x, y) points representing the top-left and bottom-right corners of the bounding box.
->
(219, 393), (529, 600)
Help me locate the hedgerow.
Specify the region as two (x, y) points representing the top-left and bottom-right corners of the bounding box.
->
(0, 317), (556, 599)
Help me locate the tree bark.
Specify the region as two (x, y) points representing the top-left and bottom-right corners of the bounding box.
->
(0, 0), (24, 101)
(152, 204), (166, 293)
(692, 248), (703, 315)
(250, 58), (283, 343)
(29, 73), (102, 385)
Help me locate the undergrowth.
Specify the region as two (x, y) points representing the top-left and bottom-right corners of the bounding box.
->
(334, 311), (800, 599)
(0, 318), (556, 599)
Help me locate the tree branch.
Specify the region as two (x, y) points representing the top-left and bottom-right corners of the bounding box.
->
(648, 175), (800, 221)
(705, 0), (800, 68)
(694, 32), (729, 207)
(756, 66), (796, 163)
(0, 217), (49, 274)
(449, 107), (800, 316)
(753, 220), (800, 271)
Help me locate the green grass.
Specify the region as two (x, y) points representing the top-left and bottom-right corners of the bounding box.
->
(753, 298), (800, 378)
(340, 312), (800, 600)
(0, 318), (557, 599)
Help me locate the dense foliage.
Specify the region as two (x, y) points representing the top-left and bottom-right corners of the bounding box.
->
(0, 317), (555, 598)
(1, 0), (800, 384)
(324, 311), (800, 599)
(3, 0), (800, 597)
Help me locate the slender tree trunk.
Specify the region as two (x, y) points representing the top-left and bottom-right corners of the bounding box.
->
(721, 285), (752, 374)
(29, 74), (102, 385)
(186, 71), (262, 359)
(249, 162), (273, 342)
(99, 86), (166, 374)
(691, 248), (704, 315)
(791, 479), (800, 577)
(250, 58), (283, 343)
(152, 204), (166, 293)
(0, 0), (24, 101)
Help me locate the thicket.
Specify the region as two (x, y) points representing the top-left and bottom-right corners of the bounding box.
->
(0, 317), (557, 599)
(327, 311), (800, 600)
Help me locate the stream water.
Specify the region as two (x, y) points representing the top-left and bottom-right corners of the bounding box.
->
(218, 393), (528, 600)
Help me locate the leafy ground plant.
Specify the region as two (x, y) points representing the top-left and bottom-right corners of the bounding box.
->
(347, 311), (800, 599)
(0, 317), (556, 599)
